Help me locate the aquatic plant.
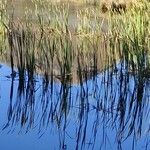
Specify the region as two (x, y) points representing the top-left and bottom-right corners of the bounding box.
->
(108, 2), (150, 76)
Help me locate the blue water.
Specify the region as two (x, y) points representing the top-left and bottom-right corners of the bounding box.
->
(0, 63), (149, 150)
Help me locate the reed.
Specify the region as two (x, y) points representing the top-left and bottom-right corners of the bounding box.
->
(1, 0), (148, 84)
(108, 2), (150, 76)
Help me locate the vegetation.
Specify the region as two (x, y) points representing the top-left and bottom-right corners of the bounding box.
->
(0, 0), (149, 82)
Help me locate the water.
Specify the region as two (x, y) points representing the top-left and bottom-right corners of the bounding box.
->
(0, 62), (149, 150)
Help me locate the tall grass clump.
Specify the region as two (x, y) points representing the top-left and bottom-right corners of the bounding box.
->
(1, 0), (121, 83)
(4, 0), (150, 84)
(108, 1), (150, 76)
(76, 8), (115, 78)
(106, 1), (150, 141)
(34, 2), (75, 83)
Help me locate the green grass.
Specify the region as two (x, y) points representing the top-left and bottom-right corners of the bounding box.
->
(108, 3), (150, 75)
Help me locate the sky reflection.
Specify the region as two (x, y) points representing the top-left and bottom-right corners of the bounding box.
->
(0, 63), (149, 150)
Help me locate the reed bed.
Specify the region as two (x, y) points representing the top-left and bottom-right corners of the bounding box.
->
(108, 2), (150, 76)
(0, 0), (149, 83)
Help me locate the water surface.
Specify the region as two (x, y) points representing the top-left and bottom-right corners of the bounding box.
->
(0, 62), (149, 150)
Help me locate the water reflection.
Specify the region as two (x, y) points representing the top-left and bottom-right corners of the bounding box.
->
(0, 61), (149, 150)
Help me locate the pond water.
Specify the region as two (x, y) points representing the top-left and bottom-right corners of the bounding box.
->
(0, 62), (150, 150)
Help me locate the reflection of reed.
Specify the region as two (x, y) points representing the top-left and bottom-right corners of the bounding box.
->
(2, 60), (150, 149)
(7, 22), (26, 81)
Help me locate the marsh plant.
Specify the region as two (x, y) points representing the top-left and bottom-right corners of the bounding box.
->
(108, 3), (150, 76)
(2, 0), (150, 91)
